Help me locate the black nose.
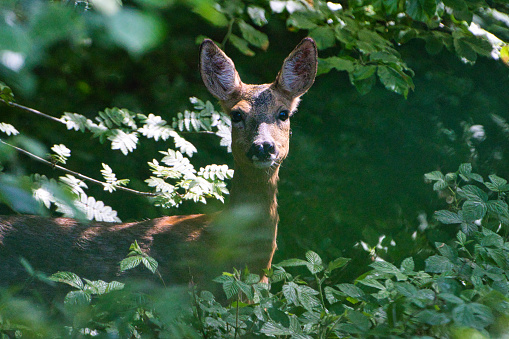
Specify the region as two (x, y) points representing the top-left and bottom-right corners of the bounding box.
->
(247, 141), (277, 161)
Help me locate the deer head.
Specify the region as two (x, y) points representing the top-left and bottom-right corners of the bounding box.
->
(199, 38), (317, 173)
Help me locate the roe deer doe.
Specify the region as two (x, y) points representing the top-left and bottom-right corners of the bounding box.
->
(0, 38), (317, 287)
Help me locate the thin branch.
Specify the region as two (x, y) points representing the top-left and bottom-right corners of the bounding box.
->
(0, 139), (159, 197)
(0, 98), (63, 124)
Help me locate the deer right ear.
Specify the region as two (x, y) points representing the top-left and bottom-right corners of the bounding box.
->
(275, 37), (317, 98)
(200, 39), (242, 101)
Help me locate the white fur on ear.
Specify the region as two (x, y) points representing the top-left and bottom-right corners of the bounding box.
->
(276, 38), (318, 98)
(200, 40), (242, 100)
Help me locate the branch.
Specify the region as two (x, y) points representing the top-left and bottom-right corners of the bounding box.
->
(0, 139), (159, 197)
(0, 98), (63, 124)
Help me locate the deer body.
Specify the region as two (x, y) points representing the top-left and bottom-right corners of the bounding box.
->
(0, 38), (317, 286)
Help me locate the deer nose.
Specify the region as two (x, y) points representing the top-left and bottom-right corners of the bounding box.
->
(247, 141), (277, 162)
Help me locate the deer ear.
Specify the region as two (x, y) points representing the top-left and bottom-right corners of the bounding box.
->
(275, 37), (317, 98)
(200, 39), (242, 101)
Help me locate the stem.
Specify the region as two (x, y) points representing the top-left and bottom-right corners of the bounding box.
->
(0, 98), (63, 124)
(315, 274), (326, 310)
(221, 18), (236, 50)
(0, 139), (158, 197)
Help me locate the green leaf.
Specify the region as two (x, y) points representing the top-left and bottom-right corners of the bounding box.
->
(309, 26), (335, 50)
(434, 210), (463, 224)
(324, 286), (344, 304)
(305, 250), (324, 274)
(277, 258), (309, 267)
(458, 185), (488, 202)
(49, 271), (84, 290)
(406, 0), (437, 21)
(425, 255), (455, 273)
(283, 281), (300, 305)
(383, 0), (399, 14)
(452, 303), (495, 330)
(297, 285), (321, 311)
(377, 65), (414, 98)
(317, 57), (354, 75)
(119, 256), (142, 272)
(64, 290), (91, 306)
(462, 200), (487, 221)
(142, 256), (158, 273)
(336, 283), (365, 299)
(229, 34), (255, 56)
(107, 9), (165, 56)
(0, 82), (15, 103)
(424, 171), (445, 181)
(400, 257), (415, 272)
(487, 200), (509, 217)
(238, 20), (269, 50)
(485, 174), (509, 192)
(328, 257), (351, 272)
(416, 309), (451, 325)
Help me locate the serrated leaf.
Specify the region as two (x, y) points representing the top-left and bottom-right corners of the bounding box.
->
(487, 200), (509, 217)
(305, 250), (324, 274)
(0, 122), (19, 136)
(64, 290), (91, 306)
(142, 256), (158, 273)
(435, 210), (463, 224)
(425, 255), (455, 273)
(277, 258), (309, 267)
(50, 271), (84, 289)
(400, 257), (415, 272)
(283, 281), (300, 306)
(337, 283), (365, 299)
(424, 171), (445, 181)
(452, 303), (495, 330)
(119, 256), (142, 272)
(462, 200), (487, 221)
(406, 0), (437, 21)
(416, 309), (451, 325)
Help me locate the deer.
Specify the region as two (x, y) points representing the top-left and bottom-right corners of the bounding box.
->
(0, 37), (318, 289)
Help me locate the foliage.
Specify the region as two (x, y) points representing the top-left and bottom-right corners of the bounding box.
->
(1, 165), (509, 337)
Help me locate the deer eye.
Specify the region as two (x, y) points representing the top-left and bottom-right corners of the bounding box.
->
(231, 110), (243, 123)
(278, 110), (290, 121)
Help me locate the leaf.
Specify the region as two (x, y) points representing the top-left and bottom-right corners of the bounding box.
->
(328, 257), (351, 272)
(336, 283), (365, 299)
(485, 174), (509, 192)
(0, 82), (15, 103)
(487, 200), (509, 217)
(462, 200), (487, 221)
(107, 130), (138, 155)
(377, 65), (414, 98)
(64, 290), (91, 306)
(424, 171), (445, 181)
(119, 256), (142, 272)
(247, 6), (268, 26)
(434, 210), (463, 224)
(458, 185), (488, 202)
(317, 56), (355, 75)
(309, 26), (335, 50)
(416, 309), (451, 325)
(238, 20), (269, 50)
(425, 255), (455, 273)
(305, 250), (324, 274)
(406, 0), (437, 21)
(283, 282), (300, 306)
(400, 257), (415, 272)
(50, 271), (84, 290)
(452, 303), (495, 330)
(229, 34), (255, 56)
(142, 256), (158, 273)
(324, 286), (344, 304)
(276, 258), (309, 267)
(107, 9), (165, 56)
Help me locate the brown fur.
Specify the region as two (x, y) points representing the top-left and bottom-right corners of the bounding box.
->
(0, 38), (317, 288)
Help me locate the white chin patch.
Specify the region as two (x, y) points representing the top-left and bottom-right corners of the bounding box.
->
(252, 160), (275, 168)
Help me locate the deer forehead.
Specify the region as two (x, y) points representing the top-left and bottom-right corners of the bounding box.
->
(230, 84), (297, 117)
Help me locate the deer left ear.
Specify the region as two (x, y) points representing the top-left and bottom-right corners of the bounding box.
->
(275, 37), (318, 98)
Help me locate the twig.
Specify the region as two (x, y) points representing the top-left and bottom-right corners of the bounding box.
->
(221, 18), (236, 50)
(0, 139), (158, 197)
(0, 98), (63, 124)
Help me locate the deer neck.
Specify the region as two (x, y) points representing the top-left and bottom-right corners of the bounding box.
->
(228, 165), (280, 229)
